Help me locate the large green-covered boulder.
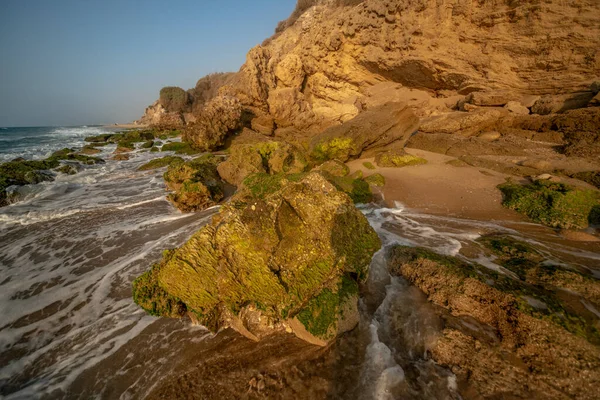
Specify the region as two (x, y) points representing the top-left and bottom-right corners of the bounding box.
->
(133, 172), (381, 344)
(217, 139), (308, 186)
(163, 155), (224, 212)
(498, 179), (600, 229)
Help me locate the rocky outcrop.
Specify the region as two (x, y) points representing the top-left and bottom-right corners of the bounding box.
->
(135, 100), (186, 128)
(139, 0), (600, 143)
(229, 0), (600, 132)
(133, 173), (381, 344)
(182, 96), (243, 151)
(308, 102), (419, 162)
(389, 244), (600, 400)
(217, 130), (308, 186)
(163, 155), (224, 212)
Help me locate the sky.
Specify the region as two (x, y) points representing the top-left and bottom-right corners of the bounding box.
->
(0, 0), (296, 127)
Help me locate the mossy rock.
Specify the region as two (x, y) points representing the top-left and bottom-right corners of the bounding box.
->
(84, 133), (114, 143)
(478, 234), (600, 308)
(133, 173), (381, 342)
(363, 162), (376, 170)
(375, 151), (427, 168)
(325, 173), (373, 204)
(132, 262), (187, 318)
(163, 155), (223, 212)
(365, 173), (385, 187)
(55, 164), (78, 175)
(314, 160), (349, 177)
(79, 145), (102, 155)
(498, 179), (600, 229)
(0, 149), (103, 207)
(161, 142), (201, 155)
(310, 137), (357, 163)
(138, 156), (184, 171)
(217, 140), (308, 186)
(141, 140), (155, 149)
(389, 245), (600, 344)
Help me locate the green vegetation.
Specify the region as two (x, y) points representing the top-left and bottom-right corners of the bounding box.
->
(150, 146), (160, 153)
(498, 179), (600, 229)
(241, 172), (306, 199)
(138, 156), (184, 171)
(375, 152), (427, 168)
(311, 138), (354, 162)
(159, 86), (190, 112)
(132, 263), (187, 317)
(163, 155), (224, 212)
(161, 141), (201, 155)
(363, 161), (376, 170)
(365, 173), (385, 187)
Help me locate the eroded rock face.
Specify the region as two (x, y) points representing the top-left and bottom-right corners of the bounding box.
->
(309, 102), (419, 162)
(231, 0), (600, 130)
(388, 245), (600, 400)
(136, 101), (186, 129)
(133, 173), (381, 344)
(182, 96), (243, 151)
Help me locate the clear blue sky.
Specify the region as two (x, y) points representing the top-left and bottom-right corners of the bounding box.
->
(0, 0), (296, 127)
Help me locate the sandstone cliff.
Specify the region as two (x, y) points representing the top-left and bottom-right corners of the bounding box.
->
(139, 0), (600, 136)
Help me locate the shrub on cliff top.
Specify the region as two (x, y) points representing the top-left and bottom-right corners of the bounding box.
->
(159, 86), (190, 113)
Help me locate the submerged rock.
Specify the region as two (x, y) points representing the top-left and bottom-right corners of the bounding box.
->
(0, 149), (104, 207)
(133, 173), (381, 344)
(163, 155), (224, 212)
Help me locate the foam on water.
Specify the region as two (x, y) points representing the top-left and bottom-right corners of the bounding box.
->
(0, 135), (219, 398)
(0, 126), (115, 162)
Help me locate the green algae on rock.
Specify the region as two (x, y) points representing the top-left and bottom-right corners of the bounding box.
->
(161, 141), (201, 155)
(314, 159), (350, 177)
(363, 161), (376, 170)
(0, 148), (104, 207)
(364, 173), (385, 187)
(133, 172), (380, 343)
(498, 179), (600, 229)
(217, 140), (308, 186)
(163, 155), (224, 212)
(308, 103), (419, 162)
(375, 150), (427, 168)
(137, 156), (184, 171)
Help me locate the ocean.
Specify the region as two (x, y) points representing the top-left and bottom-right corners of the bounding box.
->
(1, 127), (599, 399)
(0, 126), (113, 163)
